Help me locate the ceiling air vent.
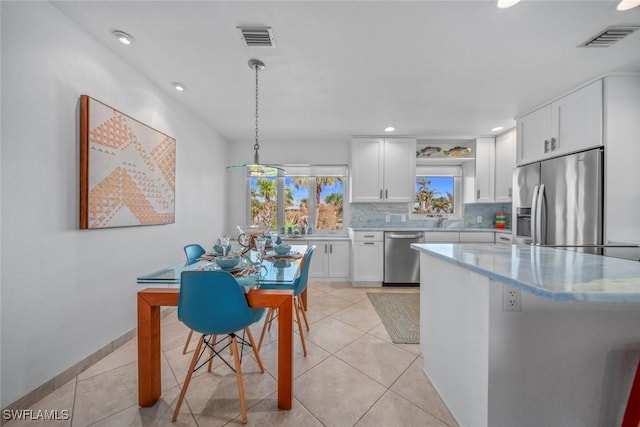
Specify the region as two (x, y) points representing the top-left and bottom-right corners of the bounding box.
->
(237, 26), (276, 48)
(579, 25), (640, 48)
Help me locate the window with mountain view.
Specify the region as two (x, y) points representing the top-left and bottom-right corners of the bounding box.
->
(249, 166), (346, 233)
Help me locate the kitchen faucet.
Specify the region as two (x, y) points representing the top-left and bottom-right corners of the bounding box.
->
(437, 216), (447, 228)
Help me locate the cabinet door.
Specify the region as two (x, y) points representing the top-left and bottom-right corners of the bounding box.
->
(424, 232), (459, 243)
(350, 138), (384, 202)
(551, 80), (603, 156)
(328, 241), (350, 278)
(382, 138), (416, 202)
(494, 130), (516, 202)
(352, 241), (383, 283)
(517, 105), (551, 165)
(475, 137), (495, 202)
(309, 242), (329, 278)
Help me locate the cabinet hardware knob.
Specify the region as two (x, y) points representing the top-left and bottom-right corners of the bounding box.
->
(508, 187), (512, 197)
(477, 189), (480, 199)
(385, 189), (388, 199)
(330, 244), (333, 254)
(544, 139), (550, 153)
(550, 137), (557, 151)
(364, 242), (374, 245)
(379, 189), (383, 200)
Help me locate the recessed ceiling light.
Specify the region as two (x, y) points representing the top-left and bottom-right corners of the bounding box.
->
(172, 82), (186, 92)
(384, 126), (396, 132)
(497, 0), (521, 8)
(112, 30), (135, 45)
(617, 0), (640, 10)
(491, 126), (504, 132)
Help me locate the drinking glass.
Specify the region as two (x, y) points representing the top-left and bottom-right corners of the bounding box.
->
(255, 236), (267, 255)
(219, 235), (231, 254)
(268, 230), (279, 246)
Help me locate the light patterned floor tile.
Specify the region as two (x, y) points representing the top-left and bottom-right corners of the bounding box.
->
(294, 356), (386, 426)
(78, 339), (138, 381)
(336, 334), (417, 387)
(356, 390), (449, 427)
(4, 380), (75, 427)
(390, 358), (458, 426)
(244, 394), (323, 427)
(331, 300), (382, 332)
(303, 317), (365, 354)
(258, 333), (331, 379)
(306, 293), (354, 317)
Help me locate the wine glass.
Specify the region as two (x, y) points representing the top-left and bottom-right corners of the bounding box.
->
(268, 230), (279, 246)
(255, 236), (267, 255)
(219, 235), (231, 255)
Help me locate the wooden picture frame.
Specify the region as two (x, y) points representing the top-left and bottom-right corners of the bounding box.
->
(79, 95), (176, 229)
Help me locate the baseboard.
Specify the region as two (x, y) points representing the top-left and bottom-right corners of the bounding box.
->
(1, 307), (176, 423)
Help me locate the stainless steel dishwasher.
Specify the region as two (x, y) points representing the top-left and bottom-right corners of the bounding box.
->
(384, 231), (425, 285)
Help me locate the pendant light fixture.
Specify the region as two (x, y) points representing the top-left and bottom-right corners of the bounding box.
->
(227, 59), (285, 177)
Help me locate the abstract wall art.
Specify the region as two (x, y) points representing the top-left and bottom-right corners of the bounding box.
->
(79, 95), (176, 229)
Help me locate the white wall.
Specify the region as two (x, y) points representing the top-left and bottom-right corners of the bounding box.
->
(0, 2), (228, 407)
(226, 139), (349, 232)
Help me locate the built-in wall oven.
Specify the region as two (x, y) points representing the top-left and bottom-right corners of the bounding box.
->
(384, 231), (425, 285)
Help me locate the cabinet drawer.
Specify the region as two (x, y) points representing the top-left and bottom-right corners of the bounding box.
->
(460, 232), (495, 243)
(495, 233), (513, 245)
(424, 231), (459, 243)
(352, 231), (383, 242)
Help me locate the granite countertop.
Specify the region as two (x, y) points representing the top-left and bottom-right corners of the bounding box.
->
(350, 226), (511, 233)
(411, 243), (640, 302)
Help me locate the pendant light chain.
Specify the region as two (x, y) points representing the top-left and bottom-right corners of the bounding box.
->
(253, 63), (260, 164)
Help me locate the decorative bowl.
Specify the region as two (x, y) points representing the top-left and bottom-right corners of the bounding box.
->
(238, 224), (269, 236)
(215, 256), (240, 269)
(273, 245), (292, 255)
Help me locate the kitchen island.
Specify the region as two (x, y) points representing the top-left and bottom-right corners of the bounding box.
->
(411, 243), (640, 427)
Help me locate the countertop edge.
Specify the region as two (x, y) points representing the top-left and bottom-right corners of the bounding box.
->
(411, 243), (640, 303)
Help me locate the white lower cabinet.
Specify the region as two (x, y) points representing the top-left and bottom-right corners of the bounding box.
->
(350, 231), (384, 284)
(424, 231), (460, 243)
(459, 232), (495, 243)
(308, 240), (350, 279)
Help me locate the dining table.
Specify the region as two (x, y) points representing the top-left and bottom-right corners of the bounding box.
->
(136, 244), (308, 410)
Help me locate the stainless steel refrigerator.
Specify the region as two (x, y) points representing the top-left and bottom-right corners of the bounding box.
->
(512, 148), (603, 254)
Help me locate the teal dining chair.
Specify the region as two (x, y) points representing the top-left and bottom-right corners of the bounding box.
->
(172, 270), (266, 424)
(183, 244), (206, 266)
(258, 245), (316, 357)
(181, 243), (207, 354)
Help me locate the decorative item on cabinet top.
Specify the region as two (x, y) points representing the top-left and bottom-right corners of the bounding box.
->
(416, 140), (474, 162)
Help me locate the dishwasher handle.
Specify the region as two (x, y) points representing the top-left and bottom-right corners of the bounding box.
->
(386, 232), (424, 239)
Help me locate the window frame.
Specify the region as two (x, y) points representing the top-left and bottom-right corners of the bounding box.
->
(246, 165), (349, 235)
(411, 165), (463, 219)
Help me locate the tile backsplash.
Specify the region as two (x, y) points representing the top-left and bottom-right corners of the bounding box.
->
(349, 202), (511, 229)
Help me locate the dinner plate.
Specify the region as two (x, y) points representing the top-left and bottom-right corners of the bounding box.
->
(265, 250), (292, 258)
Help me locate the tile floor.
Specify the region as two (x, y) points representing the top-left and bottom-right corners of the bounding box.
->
(6, 281), (457, 427)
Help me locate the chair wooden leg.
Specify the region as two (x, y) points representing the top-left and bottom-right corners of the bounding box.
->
(182, 329), (194, 354)
(257, 308), (274, 351)
(297, 296), (310, 332)
(231, 336), (248, 424)
(245, 327), (265, 373)
(293, 299), (308, 357)
(172, 335), (204, 422)
(207, 335), (218, 372)
(267, 308), (277, 331)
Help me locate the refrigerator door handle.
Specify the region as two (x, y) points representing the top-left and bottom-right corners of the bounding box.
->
(536, 184), (546, 245)
(530, 185), (540, 245)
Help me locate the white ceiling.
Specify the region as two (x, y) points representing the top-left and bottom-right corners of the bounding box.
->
(52, 1), (640, 145)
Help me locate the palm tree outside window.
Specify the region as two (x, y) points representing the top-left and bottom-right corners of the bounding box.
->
(248, 165), (347, 233)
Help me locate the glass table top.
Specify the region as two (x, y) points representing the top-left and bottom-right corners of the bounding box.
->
(137, 245), (307, 290)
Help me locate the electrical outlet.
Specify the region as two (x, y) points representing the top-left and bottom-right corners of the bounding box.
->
(502, 285), (521, 312)
(476, 215), (483, 224)
(385, 215), (391, 223)
(401, 214), (407, 222)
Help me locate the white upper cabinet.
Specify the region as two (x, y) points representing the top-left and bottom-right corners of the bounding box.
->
(494, 129), (516, 202)
(516, 79), (603, 165)
(474, 137), (495, 202)
(350, 137), (416, 203)
(474, 131), (515, 203)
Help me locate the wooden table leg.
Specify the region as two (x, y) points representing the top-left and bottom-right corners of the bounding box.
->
(276, 295), (294, 409)
(137, 292), (162, 407)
